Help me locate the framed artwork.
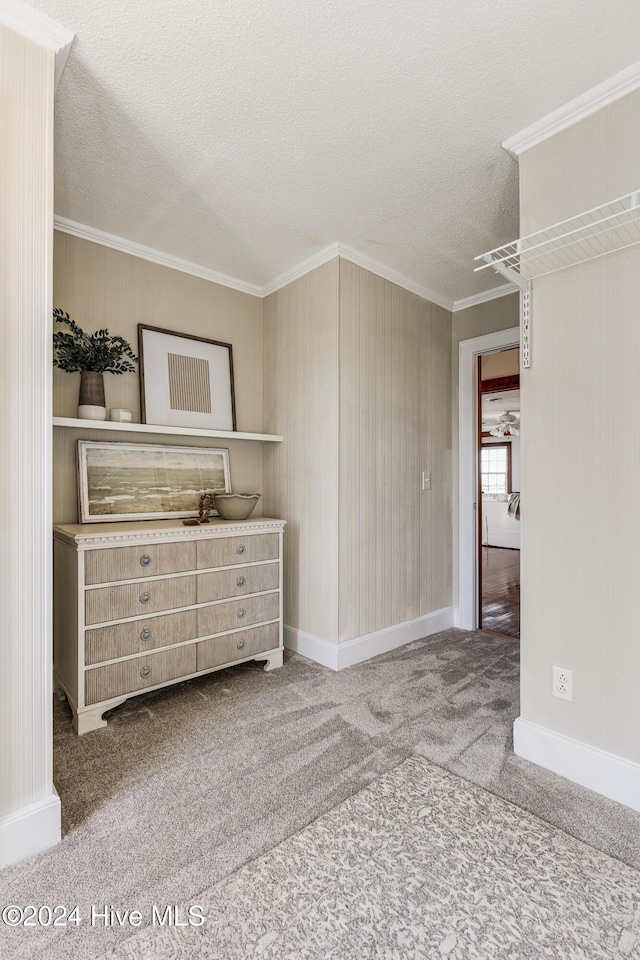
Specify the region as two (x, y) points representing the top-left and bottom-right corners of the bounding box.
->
(77, 441), (231, 523)
(138, 324), (237, 431)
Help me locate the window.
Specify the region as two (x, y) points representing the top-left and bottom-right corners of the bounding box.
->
(481, 444), (511, 495)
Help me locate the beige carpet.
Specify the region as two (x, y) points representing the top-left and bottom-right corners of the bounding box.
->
(99, 756), (640, 959)
(2, 630), (640, 960)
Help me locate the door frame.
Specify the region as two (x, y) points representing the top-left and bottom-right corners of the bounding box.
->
(458, 327), (520, 630)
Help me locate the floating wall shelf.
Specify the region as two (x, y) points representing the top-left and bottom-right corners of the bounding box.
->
(474, 188), (640, 367)
(53, 417), (283, 443)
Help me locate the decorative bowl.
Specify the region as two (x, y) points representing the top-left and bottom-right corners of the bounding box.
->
(214, 492), (261, 521)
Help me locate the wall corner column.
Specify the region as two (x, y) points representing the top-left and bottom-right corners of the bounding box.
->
(0, 6), (73, 869)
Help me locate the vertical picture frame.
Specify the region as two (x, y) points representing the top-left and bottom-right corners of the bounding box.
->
(138, 324), (237, 431)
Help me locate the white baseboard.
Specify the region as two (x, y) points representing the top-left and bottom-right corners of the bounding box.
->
(514, 717), (640, 813)
(284, 625), (341, 670)
(284, 607), (454, 671)
(486, 536), (521, 550)
(453, 607), (462, 628)
(0, 791), (61, 868)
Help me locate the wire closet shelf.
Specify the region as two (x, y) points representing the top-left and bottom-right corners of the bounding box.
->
(474, 188), (640, 288)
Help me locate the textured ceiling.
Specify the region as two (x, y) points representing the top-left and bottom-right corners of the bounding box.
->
(482, 389), (520, 426)
(29, 0), (640, 302)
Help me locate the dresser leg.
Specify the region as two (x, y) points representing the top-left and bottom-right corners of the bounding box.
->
(74, 699), (127, 735)
(262, 649), (283, 671)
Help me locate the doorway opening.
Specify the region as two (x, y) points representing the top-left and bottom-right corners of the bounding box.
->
(478, 350), (520, 640)
(458, 325), (519, 634)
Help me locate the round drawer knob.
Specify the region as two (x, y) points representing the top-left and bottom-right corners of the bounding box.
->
(236, 576), (246, 587)
(140, 592), (151, 604)
(140, 554), (152, 567)
(237, 638), (246, 650)
(140, 628), (151, 642)
(237, 607), (246, 619)
(140, 665), (152, 679)
(236, 544), (246, 555)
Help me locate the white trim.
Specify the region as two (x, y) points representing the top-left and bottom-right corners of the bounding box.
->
(453, 283), (519, 313)
(262, 241), (454, 309)
(284, 625), (340, 670)
(333, 243), (453, 312)
(0, 791), (61, 868)
(0, 0), (74, 89)
(458, 327), (519, 629)
(0, 0), (73, 51)
(514, 718), (640, 813)
(503, 60), (640, 157)
(53, 220), (456, 309)
(336, 607), (454, 669)
(53, 218), (264, 298)
(260, 243), (341, 297)
(284, 607), (454, 671)
(53, 36), (73, 91)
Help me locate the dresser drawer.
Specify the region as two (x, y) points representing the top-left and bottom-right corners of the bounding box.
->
(197, 592), (280, 637)
(86, 576), (196, 625)
(85, 645), (196, 705)
(196, 622), (279, 671)
(85, 610), (198, 665)
(196, 533), (279, 569)
(85, 541), (196, 585)
(196, 562), (279, 603)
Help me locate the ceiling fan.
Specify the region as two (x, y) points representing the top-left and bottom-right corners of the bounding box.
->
(488, 411), (520, 437)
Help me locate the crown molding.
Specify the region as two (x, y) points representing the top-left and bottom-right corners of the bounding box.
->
(260, 242), (341, 297)
(0, 0), (73, 50)
(334, 243), (453, 311)
(452, 282), (519, 312)
(503, 60), (640, 157)
(53, 217), (264, 298)
(54, 219), (458, 309)
(53, 35), (73, 90)
(0, 0), (74, 88)
(262, 242), (454, 310)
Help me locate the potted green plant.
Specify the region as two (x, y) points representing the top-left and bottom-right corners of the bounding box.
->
(53, 308), (138, 420)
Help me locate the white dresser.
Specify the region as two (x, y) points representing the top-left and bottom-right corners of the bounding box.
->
(53, 517), (285, 734)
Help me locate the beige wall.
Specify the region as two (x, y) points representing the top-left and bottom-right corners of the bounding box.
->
(263, 257), (452, 645)
(53, 242), (453, 647)
(262, 260), (340, 641)
(518, 89), (640, 763)
(52, 234), (517, 657)
(451, 294), (520, 605)
(52, 233), (264, 523)
(338, 260), (452, 641)
(0, 24), (57, 840)
(482, 347), (519, 379)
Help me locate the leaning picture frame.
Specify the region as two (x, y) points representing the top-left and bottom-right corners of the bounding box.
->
(138, 324), (237, 431)
(77, 440), (231, 523)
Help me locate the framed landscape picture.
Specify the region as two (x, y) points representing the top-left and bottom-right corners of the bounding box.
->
(77, 441), (231, 523)
(138, 325), (237, 431)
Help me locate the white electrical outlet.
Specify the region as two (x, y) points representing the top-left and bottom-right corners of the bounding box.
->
(552, 665), (573, 701)
(422, 471), (431, 491)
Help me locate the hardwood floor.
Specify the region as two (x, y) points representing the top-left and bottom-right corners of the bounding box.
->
(481, 546), (520, 640)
